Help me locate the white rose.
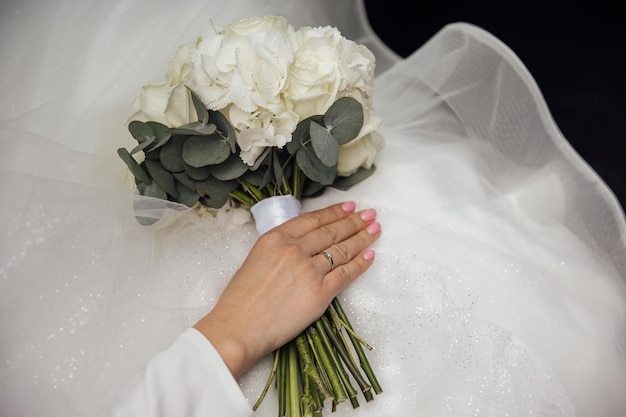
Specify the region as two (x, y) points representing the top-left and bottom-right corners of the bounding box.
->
(337, 113), (384, 176)
(289, 26), (376, 119)
(129, 41), (197, 127)
(288, 26), (343, 118)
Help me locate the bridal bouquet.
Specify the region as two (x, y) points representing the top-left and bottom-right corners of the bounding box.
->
(118, 15), (384, 416)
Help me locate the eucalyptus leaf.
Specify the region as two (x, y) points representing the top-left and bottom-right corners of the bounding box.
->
(199, 193), (229, 209)
(136, 179), (167, 200)
(209, 151), (249, 180)
(287, 115), (323, 154)
(296, 144), (336, 185)
(145, 159), (178, 198)
(145, 148), (161, 160)
(272, 149), (283, 186)
(182, 135), (231, 168)
(332, 164), (377, 191)
(175, 181), (199, 207)
(188, 87), (209, 124)
(209, 109), (237, 153)
(302, 180), (326, 197)
(145, 121), (172, 151)
(169, 121), (217, 136)
(242, 169), (265, 187)
(173, 171), (196, 191)
(196, 177), (234, 209)
(251, 147), (271, 171)
(117, 148), (151, 185)
(128, 120), (155, 143)
(309, 120), (339, 167)
(282, 157), (293, 180)
(130, 136), (155, 155)
(324, 97), (363, 145)
(183, 161), (212, 181)
(160, 136), (186, 172)
(259, 164), (273, 190)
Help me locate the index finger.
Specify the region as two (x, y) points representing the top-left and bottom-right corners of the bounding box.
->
(278, 201), (357, 237)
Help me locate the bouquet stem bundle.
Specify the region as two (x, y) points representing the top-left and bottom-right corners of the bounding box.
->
(254, 298), (383, 417)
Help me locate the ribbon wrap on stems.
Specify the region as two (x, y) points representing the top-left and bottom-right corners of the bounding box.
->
(251, 195), (302, 235)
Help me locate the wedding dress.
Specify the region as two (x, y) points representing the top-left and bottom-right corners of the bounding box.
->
(1, 0), (625, 416)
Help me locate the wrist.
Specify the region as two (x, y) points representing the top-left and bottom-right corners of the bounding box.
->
(193, 312), (257, 378)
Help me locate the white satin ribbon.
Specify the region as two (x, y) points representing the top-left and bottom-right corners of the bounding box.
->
(250, 194), (302, 235)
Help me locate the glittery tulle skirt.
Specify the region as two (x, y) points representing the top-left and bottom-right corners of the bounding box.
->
(1, 1), (625, 416)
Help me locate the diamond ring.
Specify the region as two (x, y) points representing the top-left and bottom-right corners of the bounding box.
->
(319, 251), (334, 271)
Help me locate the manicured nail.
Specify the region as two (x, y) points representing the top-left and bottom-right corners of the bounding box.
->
(341, 201), (356, 213)
(359, 208), (377, 222)
(362, 249), (376, 261)
(365, 221), (381, 235)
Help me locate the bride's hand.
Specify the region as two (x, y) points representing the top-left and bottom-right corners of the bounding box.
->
(194, 201), (381, 377)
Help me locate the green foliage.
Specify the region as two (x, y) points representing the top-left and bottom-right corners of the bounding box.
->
(118, 89), (372, 211)
(332, 165), (377, 191)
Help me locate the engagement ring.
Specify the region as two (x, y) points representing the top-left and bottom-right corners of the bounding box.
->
(320, 251), (334, 271)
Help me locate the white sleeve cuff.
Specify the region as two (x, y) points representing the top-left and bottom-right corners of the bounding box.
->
(101, 328), (253, 417)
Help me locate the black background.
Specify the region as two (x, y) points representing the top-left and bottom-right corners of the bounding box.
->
(363, 1), (625, 212)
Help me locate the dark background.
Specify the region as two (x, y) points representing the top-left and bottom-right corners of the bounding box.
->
(364, 1), (625, 212)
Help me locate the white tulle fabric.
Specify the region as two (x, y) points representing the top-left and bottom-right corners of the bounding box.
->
(1, 1), (625, 417)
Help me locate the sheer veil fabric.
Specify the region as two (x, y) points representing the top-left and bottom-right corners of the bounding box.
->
(1, 1), (625, 416)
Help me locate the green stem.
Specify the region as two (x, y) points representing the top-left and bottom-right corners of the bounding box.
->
(331, 298), (383, 395)
(308, 325), (347, 404)
(229, 189), (255, 208)
(309, 377), (323, 415)
(297, 338), (313, 417)
(306, 332), (332, 395)
(253, 351), (279, 411)
(328, 309), (373, 350)
(301, 378), (313, 417)
(320, 315), (366, 406)
(278, 347), (287, 417)
(314, 319), (359, 405)
(296, 333), (331, 402)
(238, 180), (267, 203)
(291, 160), (303, 200)
(287, 341), (301, 417)
(280, 157), (293, 196)
(281, 175), (292, 196)
(330, 315), (359, 369)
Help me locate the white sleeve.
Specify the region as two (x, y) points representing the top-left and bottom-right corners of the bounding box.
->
(99, 328), (254, 417)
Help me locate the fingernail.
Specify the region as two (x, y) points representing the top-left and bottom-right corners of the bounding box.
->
(359, 208), (377, 222)
(362, 249), (376, 261)
(365, 221), (381, 235)
(341, 201), (356, 213)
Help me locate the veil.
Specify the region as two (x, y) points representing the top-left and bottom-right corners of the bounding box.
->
(1, 1), (625, 416)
